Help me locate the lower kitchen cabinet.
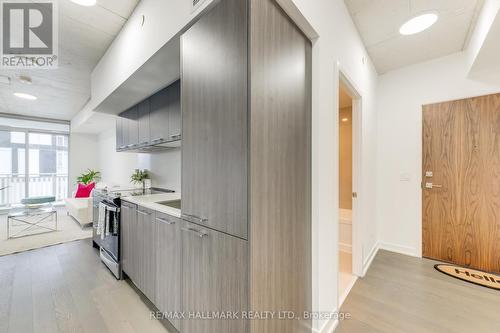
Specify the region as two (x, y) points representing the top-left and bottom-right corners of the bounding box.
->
(137, 206), (156, 301)
(121, 201), (136, 280)
(155, 212), (182, 331)
(180, 220), (248, 333)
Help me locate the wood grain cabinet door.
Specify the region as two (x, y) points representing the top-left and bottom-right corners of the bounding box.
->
(422, 93), (500, 273)
(155, 212), (182, 331)
(166, 80), (181, 141)
(181, 0), (248, 239)
(138, 99), (151, 146)
(122, 202), (137, 281)
(181, 220), (248, 333)
(137, 206), (156, 300)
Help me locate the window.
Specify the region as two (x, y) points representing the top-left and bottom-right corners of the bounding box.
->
(0, 129), (69, 207)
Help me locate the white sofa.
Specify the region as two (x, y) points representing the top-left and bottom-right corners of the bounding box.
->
(65, 195), (93, 227)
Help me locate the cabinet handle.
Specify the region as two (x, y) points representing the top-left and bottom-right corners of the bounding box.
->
(151, 137), (163, 142)
(140, 141), (149, 145)
(181, 213), (208, 224)
(137, 210), (151, 216)
(181, 227), (208, 238)
(169, 134), (181, 139)
(156, 217), (175, 225)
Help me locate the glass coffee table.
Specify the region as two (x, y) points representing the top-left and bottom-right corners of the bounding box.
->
(7, 205), (58, 239)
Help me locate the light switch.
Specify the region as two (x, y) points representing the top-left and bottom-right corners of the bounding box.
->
(400, 173), (411, 181)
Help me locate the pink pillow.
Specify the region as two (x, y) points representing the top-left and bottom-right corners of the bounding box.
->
(75, 182), (95, 198)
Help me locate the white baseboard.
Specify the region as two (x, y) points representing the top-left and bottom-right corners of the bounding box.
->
(339, 242), (352, 254)
(362, 242), (379, 276)
(378, 242), (418, 257)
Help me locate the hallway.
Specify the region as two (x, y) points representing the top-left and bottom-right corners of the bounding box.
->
(336, 250), (500, 333)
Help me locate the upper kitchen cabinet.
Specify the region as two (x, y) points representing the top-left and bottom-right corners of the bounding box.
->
(115, 80), (181, 152)
(137, 99), (151, 146)
(116, 106), (138, 151)
(181, 0), (248, 239)
(150, 80), (181, 144)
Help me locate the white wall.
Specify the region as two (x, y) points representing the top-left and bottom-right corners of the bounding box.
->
(69, 133), (99, 194)
(287, 1), (379, 331)
(97, 127), (181, 192)
(376, 51), (500, 257)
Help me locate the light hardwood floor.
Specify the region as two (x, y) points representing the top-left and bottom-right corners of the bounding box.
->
(0, 239), (170, 333)
(336, 250), (500, 333)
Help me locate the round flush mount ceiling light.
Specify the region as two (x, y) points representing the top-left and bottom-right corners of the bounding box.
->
(14, 92), (37, 100)
(71, 0), (97, 6)
(399, 12), (438, 35)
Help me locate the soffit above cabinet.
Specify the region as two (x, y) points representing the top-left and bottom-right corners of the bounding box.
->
(92, 0), (219, 116)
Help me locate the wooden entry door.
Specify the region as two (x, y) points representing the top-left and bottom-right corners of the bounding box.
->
(422, 93), (500, 274)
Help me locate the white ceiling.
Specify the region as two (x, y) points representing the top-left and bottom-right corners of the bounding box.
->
(344, 0), (485, 74)
(0, 0), (139, 121)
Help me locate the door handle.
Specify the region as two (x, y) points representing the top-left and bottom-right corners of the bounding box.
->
(181, 227), (208, 238)
(425, 182), (442, 189)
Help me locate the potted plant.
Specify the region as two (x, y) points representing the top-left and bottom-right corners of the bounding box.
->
(77, 169), (101, 185)
(131, 169), (150, 189)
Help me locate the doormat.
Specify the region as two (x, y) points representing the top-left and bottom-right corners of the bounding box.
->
(434, 264), (500, 291)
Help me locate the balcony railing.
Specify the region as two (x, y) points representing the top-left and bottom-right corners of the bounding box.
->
(0, 173), (68, 207)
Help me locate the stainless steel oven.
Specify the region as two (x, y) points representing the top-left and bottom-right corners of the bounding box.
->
(98, 198), (121, 279)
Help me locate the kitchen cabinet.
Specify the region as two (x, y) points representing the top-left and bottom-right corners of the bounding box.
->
(150, 80), (181, 144)
(181, 0), (312, 331)
(115, 116), (124, 151)
(116, 106), (139, 150)
(181, 0), (248, 239)
(116, 80), (181, 151)
(120, 201), (136, 280)
(137, 99), (150, 146)
(155, 212), (182, 331)
(180, 220), (248, 333)
(137, 206), (156, 301)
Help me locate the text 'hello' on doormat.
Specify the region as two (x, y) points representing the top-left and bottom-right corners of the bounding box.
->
(434, 264), (500, 291)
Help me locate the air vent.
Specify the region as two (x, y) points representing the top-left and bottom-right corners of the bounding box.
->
(192, 0), (207, 12)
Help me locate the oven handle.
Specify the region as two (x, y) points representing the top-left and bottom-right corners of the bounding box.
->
(101, 202), (120, 213)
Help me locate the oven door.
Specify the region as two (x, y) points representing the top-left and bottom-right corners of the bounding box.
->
(100, 200), (120, 263)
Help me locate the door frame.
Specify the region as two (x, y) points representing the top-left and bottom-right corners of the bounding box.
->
(337, 66), (363, 305)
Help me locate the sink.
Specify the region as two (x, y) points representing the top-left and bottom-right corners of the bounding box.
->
(157, 200), (181, 209)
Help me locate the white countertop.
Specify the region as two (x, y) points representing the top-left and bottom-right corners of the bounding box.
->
(121, 192), (181, 218)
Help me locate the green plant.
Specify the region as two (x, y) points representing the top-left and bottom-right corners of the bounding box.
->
(77, 169), (101, 185)
(130, 169), (149, 184)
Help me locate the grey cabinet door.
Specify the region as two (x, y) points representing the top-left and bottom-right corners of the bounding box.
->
(116, 116), (124, 151)
(181, 0), (248, 239)
(127, 105), (139, 148)
(150, 82), (179, 144)
(121, 202), (136, 279)
(155, 212), (181, 331)
(167, 80), (181, 141)
(138, 99), (151, 146)
(136, 206), (155, 300)
(181, 220), (248, 333)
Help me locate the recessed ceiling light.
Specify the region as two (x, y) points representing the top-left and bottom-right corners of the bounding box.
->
(71, 0), (97, 6)
(342, 118), (349, 122)
(14, 92), (37, 100)
(399, 12), (438, 35)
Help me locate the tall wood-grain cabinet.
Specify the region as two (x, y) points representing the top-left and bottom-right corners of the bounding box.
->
(181, 0), (312, 332)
